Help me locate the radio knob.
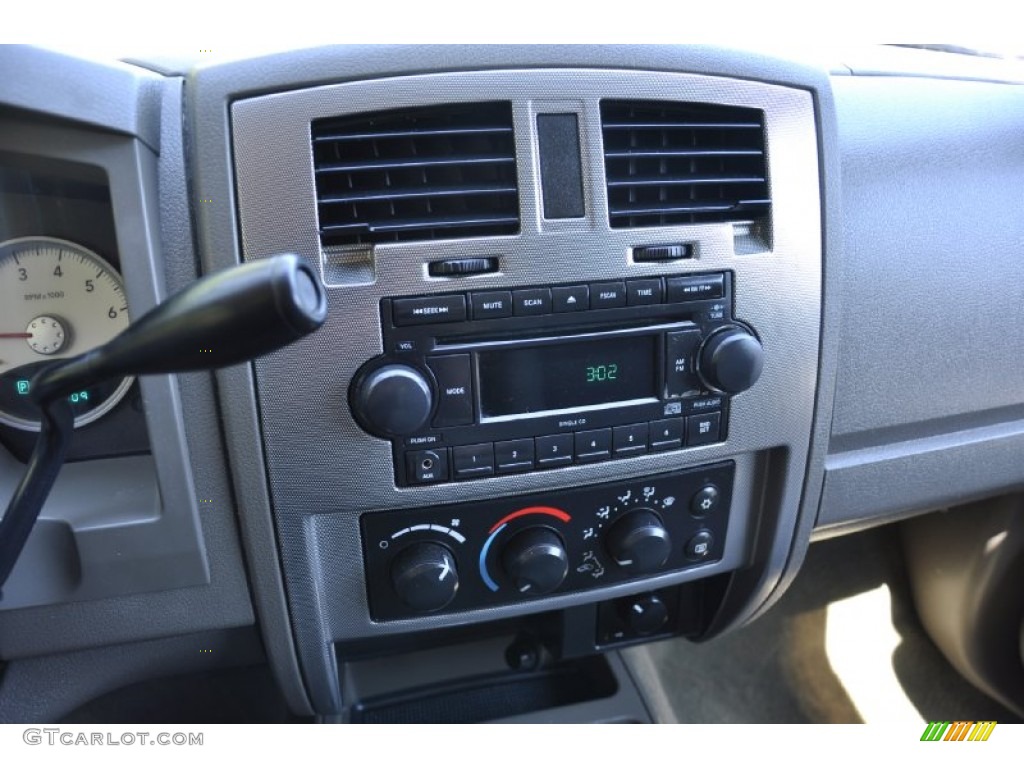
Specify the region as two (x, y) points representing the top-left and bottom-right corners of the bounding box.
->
(352, 362), (434, 438)
(698, 326), (764, 394)
(391, 541), (459, 613)
(605, 509), (672, 574)
(502, 527), (569, 596)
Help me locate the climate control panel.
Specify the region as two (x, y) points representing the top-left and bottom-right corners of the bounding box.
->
(361, 462), (734, 621)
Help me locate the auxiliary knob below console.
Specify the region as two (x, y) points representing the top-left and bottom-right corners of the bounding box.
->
(361, 461), (734, 621)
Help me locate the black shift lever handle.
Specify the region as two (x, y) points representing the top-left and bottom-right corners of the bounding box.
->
(34, 253), (327, 402)
(1, 253), (327, 594)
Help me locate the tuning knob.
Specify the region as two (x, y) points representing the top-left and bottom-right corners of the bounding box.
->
(502, 527), (569, 596)
(605, 509), (672, 574)
(352, 362), (433, 437)
(698, 326), (764, 394)
(390, 541), (459, 613)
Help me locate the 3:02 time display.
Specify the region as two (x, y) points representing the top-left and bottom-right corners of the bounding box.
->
(586, 363), (619, 383)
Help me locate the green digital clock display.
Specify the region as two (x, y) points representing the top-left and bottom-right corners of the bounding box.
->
(478, 336), (657, 418)
(585, 364), (618, 383)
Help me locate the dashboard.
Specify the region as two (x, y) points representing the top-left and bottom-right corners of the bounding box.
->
(0, 44), (1023, 723)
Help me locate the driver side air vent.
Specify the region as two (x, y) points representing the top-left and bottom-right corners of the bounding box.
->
(601, 100), (770, 229)
(312, 103), (520, 247)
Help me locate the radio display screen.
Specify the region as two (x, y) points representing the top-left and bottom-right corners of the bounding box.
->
(477, 336), (658, 417)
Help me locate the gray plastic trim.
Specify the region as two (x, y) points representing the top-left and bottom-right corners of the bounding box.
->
(0, 81), (253, 657)
(0, 116), (210, 613)
(820, 75), (1024, 531)
(193, 49), (830, 715)
(0, 46), (162, 152)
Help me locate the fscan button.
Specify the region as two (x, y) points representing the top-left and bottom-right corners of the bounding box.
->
(589, 282), (627, 309)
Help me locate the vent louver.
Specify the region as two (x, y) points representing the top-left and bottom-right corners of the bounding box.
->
(601, 100), (770, 229)
(312, 103), (520, 247)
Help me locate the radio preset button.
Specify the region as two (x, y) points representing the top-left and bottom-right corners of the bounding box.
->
(590, 281), (627, 309)
(470, 290), (513, 320)
(426, 354), (474, 428)
(613, 423), (648, 457)
(666, 273), (725, 303)
(512, 288), (552, 316)
(495, 439), (535, 473)
(686, 412), (721, 446)
(406, 449), (449, 484)
(665, 329), (703, 397)
(575, 428), (612, 463)
(649, 417), (684, 451)
(626, 278), (664, 306)
(453, 443), (495, 479)
(392, 294), (467, 326)
(552, 284), (590, 312)
(536, 434), (573, 467)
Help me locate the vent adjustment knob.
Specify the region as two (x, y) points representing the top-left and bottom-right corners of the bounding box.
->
(698, 326), (764, 395)
(351, 362), (434, 438)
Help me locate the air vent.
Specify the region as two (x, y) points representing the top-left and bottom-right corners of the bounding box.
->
(601, 100), (770, 229)
(312, 103), (520, 247)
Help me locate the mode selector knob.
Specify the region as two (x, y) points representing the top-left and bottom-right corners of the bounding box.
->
(391, 542), (459, 613)
(352, 362), (433, 438)
(698, 326), (764, 394)
(606, 509), (672, 574)
(502, 527), (569, 596)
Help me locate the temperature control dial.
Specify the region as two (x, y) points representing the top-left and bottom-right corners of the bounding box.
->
(605, 509), (672, 574)
(501, 527), (569, 596)
(390, 541), (459, 613)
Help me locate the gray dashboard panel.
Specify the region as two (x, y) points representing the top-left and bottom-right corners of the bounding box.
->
(0, 77), (254, 657)
(0, 46), (162, 152)
(224, 62), (826, 713)
(820, 75), (1024, 530)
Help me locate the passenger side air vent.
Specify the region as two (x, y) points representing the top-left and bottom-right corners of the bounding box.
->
(312, 103), (520, 247)
(601, 101), (770, 229)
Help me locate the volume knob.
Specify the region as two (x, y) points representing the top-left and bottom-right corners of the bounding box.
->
(698, 326), (764, 394)
(352, 362), (433, 438)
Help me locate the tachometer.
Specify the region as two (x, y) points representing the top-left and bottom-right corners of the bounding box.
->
(0, 236), (133, 431)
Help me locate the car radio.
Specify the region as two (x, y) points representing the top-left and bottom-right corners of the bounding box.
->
(348, 271), (763, 487)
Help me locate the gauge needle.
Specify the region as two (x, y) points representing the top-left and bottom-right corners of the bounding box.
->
(0, 333), (32, 339)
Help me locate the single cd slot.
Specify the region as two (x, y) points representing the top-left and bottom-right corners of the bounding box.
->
(436, 319), (697, 352)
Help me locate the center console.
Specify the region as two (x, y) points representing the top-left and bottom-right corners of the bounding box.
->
(215, 60), (828, 716)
